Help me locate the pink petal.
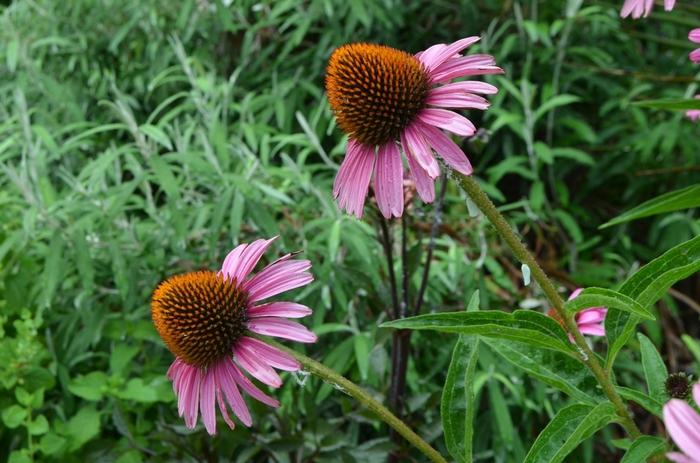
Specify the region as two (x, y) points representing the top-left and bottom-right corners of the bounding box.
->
(568, 288), (584, 300)
(229, 361), (280, 408)
(401, 125), (440, 178)
(577, 324), (606, 337)
(429, 81), (498, 96)
(221, 237), (277, 283)
(418, 108), (476, 137)
(243, 259), (313, 303)
(666, 452), (697, 463)
(576, 308), (607, 325)
(238, 337), (300, 371)
(216, 389), (236, 430)
(418, 36), (481, 71)
(215, 360), (252, 426)
(234, 344), (283, 388)
(663, 399), (700, 458)
(416, 122), (473, 175)
(664, 0), (676, 11)
(690, 29), (700, 44)
(200, 370), (217, 435)
(248, 301), (313, 319)
(693, 383), (700, 405)
(183, 367), (202, 429)
(333, 140), (376, 218)
(404, 145), (435, 203)
(247, 317), (318, 343)
(374, 142), (404, 219)
(620, 0), (653, 18)
(429, 55), (503, 84)
(426, 93), (491, 110)
(690, 49), (700, 64)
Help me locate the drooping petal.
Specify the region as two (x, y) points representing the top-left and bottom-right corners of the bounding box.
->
(428, 81), (498, 96)
(429, 55), (503, 84)
(404, 145), (435, 203)
(374, 142), (404, 219)
(243, 259), (313, 303)
(333, 140), (376, 218)
(216, 360), (252, 426)
(576, 308), (607, 325)
(690, 29), (700, 44)
(663, 398), (700, 458)
(229, 361), (280, 408)
(620, 0), (654, 18)
(234, 344), (283, 388)
(401, 125), (440, 178)
(418, 108), (476, 137)
(693, 383), (700, 407)
(665, 452), (697, 463)
(238, 337), (300, 371)
(417, 123), (473, 175)
(220, 237), (277, 283)
(577, 324), (606, 337)
(199, 369), (217, 435)
(216, 389), (236, 430)
(690, 49), (700, 64)
(247, 317), (318, 343)
(426, 92), (491, 110)
(248, 301), (313, 319)
(183, 367), (202, 429)
(418, 36), (481, 71)
(568, 288), (584, 300)
(664, 0), (676, 11)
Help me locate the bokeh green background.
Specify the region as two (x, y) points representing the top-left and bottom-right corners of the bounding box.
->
(1, 0), (699, 461)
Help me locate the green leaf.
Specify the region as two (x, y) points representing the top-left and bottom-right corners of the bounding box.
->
(682, 334), (700, 364)
(147, 156), (180, 200)
(638, 333), (669, 402)
(620, 436), (667, 463)
(2, 405), (27, 428)
(564, 287), (654, 320)
(28, 414), (49, 435)
(632, 98), (700, 110)
(600, 185), (700, 228)
(115, 378), (159, 403)
(533, 94), (581, 122)
(110, 345), (139, 377)
(484, 339), (603, 404)
(65, 406), (101, 451)
(39, 432), (68, 456)
(140, 124), (172, 150)
(353, 334), (371, 381)
(441, 337), (480, 463)
(8, 450), (31, 463)
(606, 236), (700, 369)
(617, 387), (663, 417)
(68, 371), (108, 401)
(523, 402), (617, 463)
(382, 310), (573, 354)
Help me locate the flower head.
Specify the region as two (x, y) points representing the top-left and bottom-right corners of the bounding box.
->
(620, 0), (675, 18)
(152, 237), (316, 434)
(666, 372), (693, 400)
(690, 29), (700, 64)
(325, 37), (502, 218)
(663, 383), (700, 463)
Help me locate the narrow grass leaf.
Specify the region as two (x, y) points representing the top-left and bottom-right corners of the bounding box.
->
(600, 185), (700, 229)
(620, 436), (667, 463)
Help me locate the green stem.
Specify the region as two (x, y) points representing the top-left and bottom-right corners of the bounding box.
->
(456, 174), (642, 439)
(268, 340), (448, 463)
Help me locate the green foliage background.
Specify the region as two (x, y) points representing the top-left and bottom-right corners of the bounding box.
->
(0, 0), (698, 461)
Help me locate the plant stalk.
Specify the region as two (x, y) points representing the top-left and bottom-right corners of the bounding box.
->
(456, 174), (642, 439)
(268, 340), (448, 463)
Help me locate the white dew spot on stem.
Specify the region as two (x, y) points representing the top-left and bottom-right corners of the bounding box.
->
(466, 198), (480, 217)
(521, 263), (531, 286)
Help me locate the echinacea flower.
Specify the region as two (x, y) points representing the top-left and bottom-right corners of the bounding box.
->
(547, 288), (607, 339)
(325, 37), (502, 218)
(663, 383), (700, 463)
(620, 0), (675, 18)
(151, 237), (316, 435)
(690, 29), (700, 63)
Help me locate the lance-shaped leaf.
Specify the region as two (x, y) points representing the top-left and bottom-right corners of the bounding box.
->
(616, 387), (663, 418)
(606, 236), (700, 369)
(638, 333), (669, 402)
(620, 436), (667, 463)
(441, 290), (481, 462)
(484, 339), (604, 405)
(382, 310), (574, 354)
(564, 287), (653, 319)
(600, 184), (700, 229)
(523, 402), (617, 463)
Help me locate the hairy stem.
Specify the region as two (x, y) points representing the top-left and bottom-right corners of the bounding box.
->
(456, 174), (642, 439)
(268, 341), (448, 463)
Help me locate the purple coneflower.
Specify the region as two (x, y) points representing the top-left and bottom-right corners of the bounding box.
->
(663, 383), (700, 463)
(620, 0), (675, 18)
(325, 37), (502, 218)
(690, 29), (700, 63)
(152, 237), (316, 435)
